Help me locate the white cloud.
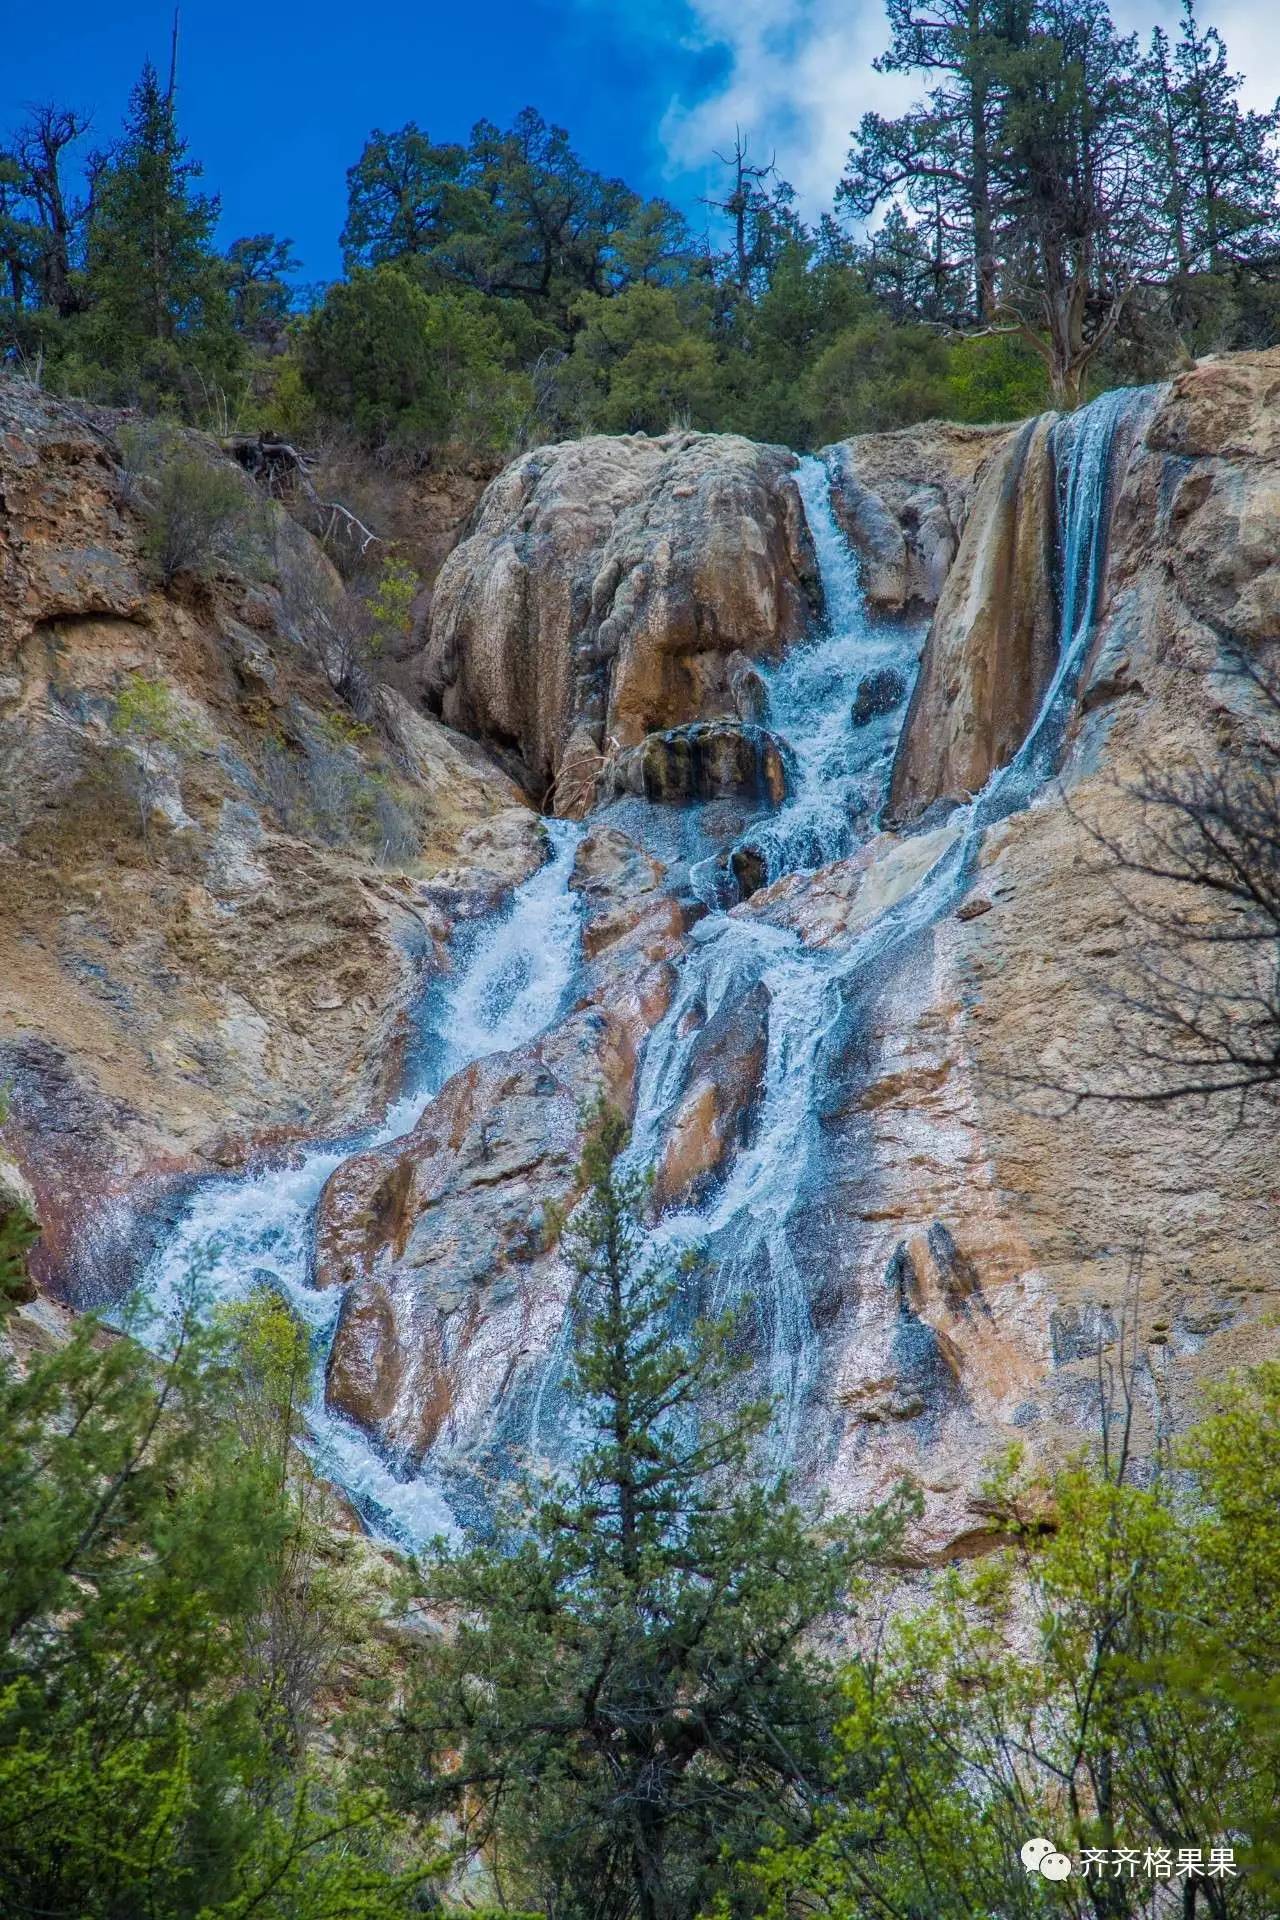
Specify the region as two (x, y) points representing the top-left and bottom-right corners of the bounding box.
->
(656, 0), (1276, 221)
(658, 0), (914, 215)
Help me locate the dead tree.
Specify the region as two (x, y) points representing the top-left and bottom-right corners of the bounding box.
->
(1053, 646), (1280, 1116)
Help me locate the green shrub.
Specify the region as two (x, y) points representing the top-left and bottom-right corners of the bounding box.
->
(940, 331), (1052, 422)
(107, 669), (199, 848)
(120, 423), (268, 587)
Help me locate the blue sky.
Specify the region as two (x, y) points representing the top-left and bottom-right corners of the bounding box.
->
(4, 0), (1273, 285)
(1, 1), (735, 283)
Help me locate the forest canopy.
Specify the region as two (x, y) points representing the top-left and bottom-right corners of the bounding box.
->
(1, 0), (1277, 448)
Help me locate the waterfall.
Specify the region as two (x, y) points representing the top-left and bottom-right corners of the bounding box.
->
(545, 386), (1156, 1472)
(973, 384), (1156, 826)
(126, 384), (1153, 1541)
(130, 818), (585, 1546)
(737, 457), (921, 884)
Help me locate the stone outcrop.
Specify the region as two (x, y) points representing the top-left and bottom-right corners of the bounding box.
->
(421, 431), (819, 812)
(602, 720), (789, 807)
(887, 414), (1058, 823)
(323, 352), (1280, 1554)
(825, 421), (1011, 614)
(0, 378), (523, 1297)
(9, 350), (1280, 1571)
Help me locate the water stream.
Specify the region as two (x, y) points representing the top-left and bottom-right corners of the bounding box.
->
(130, 385), (1153, 1544)
(133, 819), (585, 1546)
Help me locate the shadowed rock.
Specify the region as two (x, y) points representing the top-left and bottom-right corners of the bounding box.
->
(851, 665), (907, 727)
(603, 721), (789, 808)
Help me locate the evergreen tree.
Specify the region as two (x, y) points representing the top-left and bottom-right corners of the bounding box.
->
(704, 133), (805, 301)
(845, 0), (1168, 406)
(225, 232), (299, 345)
(1168, 0), (1280, 276)
(342, 110), (698, 334)
(841, 0), (1016, 325)
(753, 1356), (1280, 1917)
(83, 60), (236, 390)
(0, 105), (92, 318)
(0, 1224), (437, 1917)
(300, 265), (525, 448)
(383, 1105), (911, 1920)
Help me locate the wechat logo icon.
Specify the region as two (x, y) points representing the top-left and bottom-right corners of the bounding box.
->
(1022, 1837), (1073, 1881)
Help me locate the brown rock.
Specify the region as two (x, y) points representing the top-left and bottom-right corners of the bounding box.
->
(825, 422), (1011, 613)
(421, 432), (819, 809)
(887, 415), (1058, 824)
(652, 981), (770, 1210)
(0, 377), (529, 1296)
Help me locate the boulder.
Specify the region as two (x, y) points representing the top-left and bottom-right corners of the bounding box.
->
(421, 432), (819, 811)
(824, 422), (1011, 613)
(852, 665), (908, 727)
(603, 721), (789, 807)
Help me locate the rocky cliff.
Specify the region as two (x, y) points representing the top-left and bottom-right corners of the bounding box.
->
(5, 354), (1277, 1560)
(0, 382), (527, 1295)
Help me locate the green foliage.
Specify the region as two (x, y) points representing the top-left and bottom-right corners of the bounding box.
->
(366, 556), (420, 655)
(0, 1200), (37, 1309)
(753, 1363), (1280, 1916)
(842, 0), (1280, 406)
(803, 312), (950, 441)
(121, 423), (268, 587)
(300, 266), (526, 448)
(109, 670), (191, 756)
(383, 1104), (912, 1920)
(0, 1262), (441, 1917)
(559, 285), (720, 433)
(80, 61), (239, 402)
(939, 331), (1053, 423)
(225, 232), (299, 346)
(342, 110), (699, 331)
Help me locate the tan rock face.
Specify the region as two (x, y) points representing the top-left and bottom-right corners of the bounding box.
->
(651, 981), (770, 1211)
(825, 421), (1011, 614)
(887, 414), (1058, 823)
(0, 378), (523, 1298)
(421, 432), (819, 810)
(10, 351), (1280, 1570)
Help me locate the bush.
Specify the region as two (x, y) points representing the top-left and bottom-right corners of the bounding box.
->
(557, 284), (720, 434)
(260, 724), (420, 866)
(0, 1243), (440, 1917)
(299, 267), (527, 450)
(120, 424), (269, 587)
(802, 311), (950, 439)
(940, 330), (1052, 422)
(107, 669), (198, 848)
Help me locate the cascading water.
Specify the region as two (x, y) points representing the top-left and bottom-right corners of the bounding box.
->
(741, 457), (923, 882)
(129, 384), (1154, 1541)
(522, 386), (1158, 1473)
(131, 818), (586, 1546)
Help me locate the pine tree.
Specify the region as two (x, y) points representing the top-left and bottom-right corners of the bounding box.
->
(83, 60), (236, 390)
(384, 1104), (912, 1920)
(1170, 0), (1280, 276)
(0, 1229), (437, 1917)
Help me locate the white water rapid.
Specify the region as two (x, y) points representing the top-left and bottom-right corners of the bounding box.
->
(132, 819), (585, 1546)
(130, 384), (1153, 1544)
